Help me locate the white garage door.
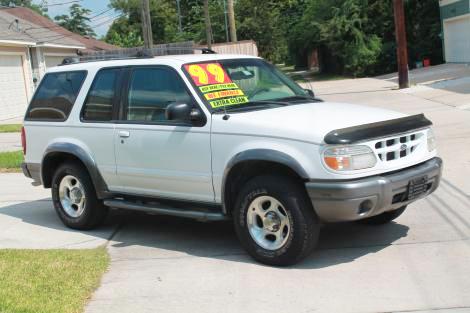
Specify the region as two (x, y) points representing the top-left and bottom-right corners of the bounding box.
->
(444, 16), (470, 63)
(45, 55), (68, 68)
(0, 55), (29, 120)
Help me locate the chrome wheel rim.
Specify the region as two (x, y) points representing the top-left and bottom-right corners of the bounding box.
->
(246, 195), (291, 250)
(58, 175), (86, 218)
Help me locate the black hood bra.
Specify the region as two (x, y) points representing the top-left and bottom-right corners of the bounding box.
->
(324, 114), (433, 144)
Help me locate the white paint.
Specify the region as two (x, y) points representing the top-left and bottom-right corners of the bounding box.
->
(24, 54), (437, 203)
(443, 15), (470, 63)
(0, 54), (29, 120)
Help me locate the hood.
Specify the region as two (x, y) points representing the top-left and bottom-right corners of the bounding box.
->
(212, 102), (406, 144)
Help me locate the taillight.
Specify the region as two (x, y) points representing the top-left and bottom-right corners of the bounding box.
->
(21, 126), (26, 155)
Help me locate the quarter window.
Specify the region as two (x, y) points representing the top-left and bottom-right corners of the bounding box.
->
(82, 69), (119, 121)
(126, 68), (192, 122)
(26, 71), (86, 121)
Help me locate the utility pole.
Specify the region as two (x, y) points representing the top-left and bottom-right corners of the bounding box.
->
(203, 0), (212, 49)
(227, 0), (237, 42)
(141, 0), (153, 49)
(176, 0), (183, 33)
(223, 0), (229, 42)
(393, 0), (409, 89)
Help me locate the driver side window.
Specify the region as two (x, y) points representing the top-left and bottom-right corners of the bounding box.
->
(127, 67), (192, 122)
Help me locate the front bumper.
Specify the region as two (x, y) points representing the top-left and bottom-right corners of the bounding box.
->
(305, 157), (442, 222)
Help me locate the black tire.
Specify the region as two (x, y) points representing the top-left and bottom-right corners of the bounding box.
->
(233, 175), (320, 266)
(358, 206), (407, 225)
(52, 161), (108, 230)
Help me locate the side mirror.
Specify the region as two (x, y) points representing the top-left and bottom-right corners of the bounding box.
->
(304, 88), (315, 98)
(166, 103), (204, 125)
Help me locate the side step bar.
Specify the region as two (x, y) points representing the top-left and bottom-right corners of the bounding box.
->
(103, 199), (228, 222)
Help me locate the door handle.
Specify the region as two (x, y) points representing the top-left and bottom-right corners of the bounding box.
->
(118, 130), (130, 138)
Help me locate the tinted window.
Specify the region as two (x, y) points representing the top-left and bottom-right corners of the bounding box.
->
(26, 71), (86, 121)
(127, 68), (192, 122)
(82, 69), (119, 121)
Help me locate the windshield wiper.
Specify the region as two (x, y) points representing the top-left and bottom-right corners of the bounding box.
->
(214, 100), (290, 113)
(277, 95), (320, 102)
(247, 100), (291, 106)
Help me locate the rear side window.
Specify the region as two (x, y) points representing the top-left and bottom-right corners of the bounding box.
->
(82, 69), (119, 122)
(26, 71), (86, 121)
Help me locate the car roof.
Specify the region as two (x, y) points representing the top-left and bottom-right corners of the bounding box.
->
(46, 54), (262, 73)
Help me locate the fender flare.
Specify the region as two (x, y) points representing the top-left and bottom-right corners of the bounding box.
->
(42, 142), (110, 199)
(221, 149), (309, 214)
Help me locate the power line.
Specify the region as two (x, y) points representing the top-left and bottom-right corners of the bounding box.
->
(24, 11), (121, 35)
(89, 7), (113, 20)
(33, 13), (124, 41)
(43, 0), (82, 7)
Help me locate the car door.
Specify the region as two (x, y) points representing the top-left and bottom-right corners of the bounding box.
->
(114, 66), (214, 203)
(78, 67), (123, 190)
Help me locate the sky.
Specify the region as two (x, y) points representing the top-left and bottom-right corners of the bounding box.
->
(33, 0), (115, 37)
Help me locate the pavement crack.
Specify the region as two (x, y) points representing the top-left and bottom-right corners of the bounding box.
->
(378, 305), (470, 312)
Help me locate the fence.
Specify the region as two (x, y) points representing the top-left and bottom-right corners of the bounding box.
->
(80, 40), (258, 60)
(196, 40), (258, 56)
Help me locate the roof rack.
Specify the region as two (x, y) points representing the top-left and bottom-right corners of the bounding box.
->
(59, 46), (217, 66)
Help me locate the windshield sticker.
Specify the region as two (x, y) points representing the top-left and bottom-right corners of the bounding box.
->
(204, 89), (245, 100)
(209, 96), (249, 108)
(184, 63), (232, 86)
(199, 83), (238, 93)
(184, 63), (250, 108)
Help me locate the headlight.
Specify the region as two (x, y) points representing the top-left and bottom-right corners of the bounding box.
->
(323, 145), (377, 171)
(427, 128), (436, 152)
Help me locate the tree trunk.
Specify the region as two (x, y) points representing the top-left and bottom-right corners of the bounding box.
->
(141, 0), (153, 49)
(227, 0), (237, 42)
(203, 0), (212, 49)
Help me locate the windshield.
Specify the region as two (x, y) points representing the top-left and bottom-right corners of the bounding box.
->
(183, 59), (312, 112)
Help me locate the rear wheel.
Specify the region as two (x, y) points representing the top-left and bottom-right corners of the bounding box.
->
(233, 175), (319, 266)
(358, 206), (407, 225)
(52, 162), (108, 230)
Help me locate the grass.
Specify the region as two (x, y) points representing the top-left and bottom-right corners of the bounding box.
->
(0, 151), (23, 172)
(0, 124), (22, 133)
(0, 248), (109, 313)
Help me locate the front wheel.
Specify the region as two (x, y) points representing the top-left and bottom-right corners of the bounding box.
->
(233, 175), (320, 266)
(358, 206), (407, 225)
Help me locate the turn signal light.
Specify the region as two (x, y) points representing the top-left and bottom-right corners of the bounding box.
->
(323, 145), (376, 171)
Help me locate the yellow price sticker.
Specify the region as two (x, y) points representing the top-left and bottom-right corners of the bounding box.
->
(204, 89), (245, 100)
(209, 96), (249, 108)
(199, 83), (239, 93)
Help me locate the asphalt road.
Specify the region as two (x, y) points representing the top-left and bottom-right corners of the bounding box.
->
(1, 70), (469, 313)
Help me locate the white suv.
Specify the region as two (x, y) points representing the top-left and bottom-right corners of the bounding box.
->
(21, 53), (442, 266)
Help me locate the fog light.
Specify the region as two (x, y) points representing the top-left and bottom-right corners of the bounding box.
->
(358, 200), (373, 215)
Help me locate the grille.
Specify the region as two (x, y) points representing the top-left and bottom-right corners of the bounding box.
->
(374, 132), (423, 162)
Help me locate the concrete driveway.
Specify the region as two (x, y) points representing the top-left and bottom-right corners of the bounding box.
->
(0, 174), (117, 248)
(1, 65), (469, 313)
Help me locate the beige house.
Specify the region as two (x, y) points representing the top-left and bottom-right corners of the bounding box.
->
(0, 7), (116, 121)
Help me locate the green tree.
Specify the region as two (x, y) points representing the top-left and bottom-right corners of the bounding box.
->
(0, 0), (48, 17)
(235, 0), (289, 62)
(405, 0), (443, 66)
(106, 0), (180, 45)
(289, 0), (382, 76)
(106, 28), (144, 47)
(54, 4), (96, 37)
